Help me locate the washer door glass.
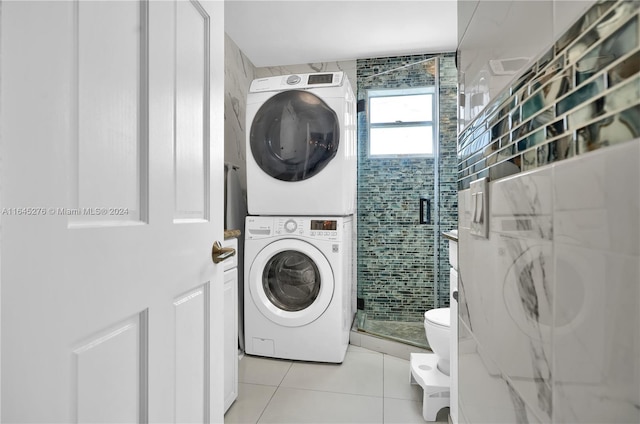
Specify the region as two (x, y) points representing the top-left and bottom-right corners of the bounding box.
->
(249, 238), (334, 327)
(250, 90), (339, 181)
(263, 250), (321, 312)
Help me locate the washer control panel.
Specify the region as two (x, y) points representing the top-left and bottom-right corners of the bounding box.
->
(275, 218), (304, 236)
(245, 217), (272, 238)
(283, 219), (298, 233)
(246, 216), (343, 241)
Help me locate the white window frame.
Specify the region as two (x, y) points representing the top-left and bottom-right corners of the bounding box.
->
(367, 86), (436, 158)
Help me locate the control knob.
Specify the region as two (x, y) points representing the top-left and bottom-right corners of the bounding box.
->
(284, 219), (297, 233)
(286, 75), (301, 85)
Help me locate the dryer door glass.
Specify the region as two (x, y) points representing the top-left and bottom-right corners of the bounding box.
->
(250, 90), (339, 181)
(262, 250), (321, 311)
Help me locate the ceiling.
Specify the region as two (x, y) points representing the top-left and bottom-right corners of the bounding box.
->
(224, 0), (459, 67)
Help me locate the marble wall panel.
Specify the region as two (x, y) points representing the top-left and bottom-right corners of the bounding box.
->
(458, 139), (640, 423)
(551, 141), (640, 424)
(458, 319), (545, 424)
(490, 169), (554, 423)
(224, 34), (256, 191)
(554, 139), (640, 255)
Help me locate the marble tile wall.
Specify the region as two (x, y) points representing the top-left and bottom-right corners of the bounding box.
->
(458, 140), (639, 423)
(224, 34), (256, 192)
(457, 1), (640, 422)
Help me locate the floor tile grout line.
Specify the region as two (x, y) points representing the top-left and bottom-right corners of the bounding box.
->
(262, 350), (386, 423)
(254, 384), (280, 424)
(254, 361), (293, 424)
(383, 354), (387, 402)
(382, 354), (386, 423)
(231, 348), (438, 424)
(270, 384), (385, 399)
(237, 381), (279, 388)
(255, 355), (386, 424)
(277, 361), (294, 386)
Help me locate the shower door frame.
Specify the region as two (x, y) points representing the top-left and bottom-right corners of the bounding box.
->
(356, 55), (446, 349)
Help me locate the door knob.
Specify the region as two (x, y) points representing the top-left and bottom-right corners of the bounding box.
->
(211, 241), (236, 264)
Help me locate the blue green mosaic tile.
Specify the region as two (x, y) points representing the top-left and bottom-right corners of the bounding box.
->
(458, 0), (640, 190)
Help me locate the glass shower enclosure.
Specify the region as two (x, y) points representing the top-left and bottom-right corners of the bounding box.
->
(355, 54), (458, 349)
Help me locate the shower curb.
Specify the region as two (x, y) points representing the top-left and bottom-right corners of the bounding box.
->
(349, 326), (431, 361)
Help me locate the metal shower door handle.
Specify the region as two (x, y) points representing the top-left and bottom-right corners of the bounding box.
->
(420, 197), (431, 224)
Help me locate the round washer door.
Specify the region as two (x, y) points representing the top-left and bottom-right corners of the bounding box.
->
(250, 90), (339, 182)
(249, 239), (334, 327)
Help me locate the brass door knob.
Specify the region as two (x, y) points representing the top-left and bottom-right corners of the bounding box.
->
(211, 241), (236, 264)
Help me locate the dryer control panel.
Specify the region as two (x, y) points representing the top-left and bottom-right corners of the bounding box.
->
(250, 72), (344, 92)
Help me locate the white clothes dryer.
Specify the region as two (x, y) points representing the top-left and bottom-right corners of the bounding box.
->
(246, 72), (356, 216)
(244, 215), (354, 363)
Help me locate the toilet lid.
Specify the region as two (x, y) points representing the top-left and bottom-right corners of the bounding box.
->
(424, 308), (450, 327)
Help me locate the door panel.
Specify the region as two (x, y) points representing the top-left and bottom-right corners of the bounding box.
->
(75, 0), (147, 226)
(175, 0), (209, 222)
(175, 285), (209, 423)
(0, 0), (225, 422)
(223, 268), (238, 411)
(74, 312), (147, 423)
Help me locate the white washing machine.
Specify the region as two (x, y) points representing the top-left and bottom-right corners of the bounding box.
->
(244, 215), (354, 363)
(246, 72), (356, 216)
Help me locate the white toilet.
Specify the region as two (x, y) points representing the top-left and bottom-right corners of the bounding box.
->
(410, 307), (451, 421)
(424, 307), (451, 375)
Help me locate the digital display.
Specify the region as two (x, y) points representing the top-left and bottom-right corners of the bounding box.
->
(308, 74), (333, 85)
(310, 220), (337, 231)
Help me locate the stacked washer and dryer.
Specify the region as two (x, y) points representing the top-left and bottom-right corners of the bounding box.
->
(244, 72), (357, 363)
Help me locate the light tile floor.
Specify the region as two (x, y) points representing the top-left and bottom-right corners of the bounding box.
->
(224, 345), (450, 424)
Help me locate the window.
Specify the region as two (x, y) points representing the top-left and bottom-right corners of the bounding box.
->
(367, 87), (436, 157)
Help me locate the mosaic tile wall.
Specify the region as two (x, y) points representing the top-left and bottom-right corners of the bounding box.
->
(458, 0), (640, 189)
(357, 53), (458, 322)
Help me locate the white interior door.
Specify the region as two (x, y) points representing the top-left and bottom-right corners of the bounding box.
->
(0, 0), (225, 422)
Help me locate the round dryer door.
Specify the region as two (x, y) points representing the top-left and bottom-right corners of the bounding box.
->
(249, 239), (334, 327)
(250, 90), (339, 182)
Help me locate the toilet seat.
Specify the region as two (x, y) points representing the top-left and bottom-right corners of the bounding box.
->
(424, 308), (450, 328)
